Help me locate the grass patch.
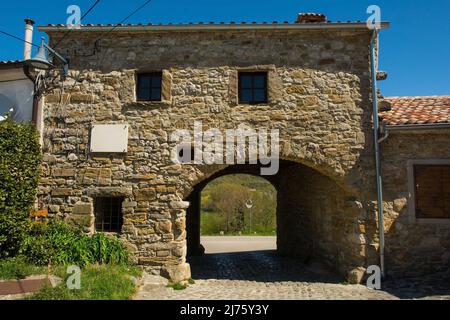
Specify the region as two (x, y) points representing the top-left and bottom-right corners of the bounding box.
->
(0, 256), (44, 280)
(27, 264), (142, 300)
(188, 278), (195, 285)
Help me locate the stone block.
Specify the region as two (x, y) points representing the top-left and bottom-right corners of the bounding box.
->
(122, 201), (137, 208)
(123, 213), (148, 224)
(161, 70), (172, 102)
(48, 205), (60, 213)
(161, 263), (191, 284)
(158, 220), (172, 234)
(134, 188), (156, 201)
(291, 70), (309, 79)
(174, 217), (186, 231)
(72, 202), (93, 215)
(347, 267), (366, 284)
(51, 188), (74, 196)
(70, 93), (94, 104)
(137, 227), (155, 236)
(78, 168), (112, 185)
(169, 201), (190, 209)
(156, 250), (170, 257)
(156, 185), (167, 193)
(67, 214), (94, 229)
(286, 85), (308, 94)
(52, 168), (76, 177)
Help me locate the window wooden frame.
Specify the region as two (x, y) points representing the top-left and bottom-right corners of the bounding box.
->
(407, 159), (450, 224)
(136, 72), (162, 101)
(238, 72), (268, 104)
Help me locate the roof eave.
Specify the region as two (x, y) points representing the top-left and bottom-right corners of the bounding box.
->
(386, 123), (450, 131)
(38, 22), (390, 33)
(0, 61), (24, 70)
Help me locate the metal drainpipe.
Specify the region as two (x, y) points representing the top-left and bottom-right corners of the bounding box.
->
(378, 121), (389, 144)
(370, 29), (386, 278)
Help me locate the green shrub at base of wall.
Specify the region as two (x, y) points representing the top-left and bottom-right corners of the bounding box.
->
(0, 119), (41, 258)
(22, 220), (130, 266)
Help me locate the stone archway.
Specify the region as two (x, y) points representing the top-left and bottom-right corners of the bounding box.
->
(183, 159), (368, 278)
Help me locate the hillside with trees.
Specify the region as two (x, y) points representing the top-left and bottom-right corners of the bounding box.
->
(200, 174), (277, 235)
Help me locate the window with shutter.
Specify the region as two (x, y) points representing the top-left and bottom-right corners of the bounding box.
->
(414, 165), (450, 219)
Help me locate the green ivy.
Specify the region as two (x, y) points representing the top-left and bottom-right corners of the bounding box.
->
(0, 119), (41, 258)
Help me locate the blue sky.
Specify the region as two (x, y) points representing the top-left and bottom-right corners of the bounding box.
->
(0, 0), (448, 96)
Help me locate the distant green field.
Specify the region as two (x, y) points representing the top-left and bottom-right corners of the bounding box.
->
(200, 174), (277, 236)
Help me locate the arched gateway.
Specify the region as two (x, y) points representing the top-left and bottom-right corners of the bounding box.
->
(36, 17), (398, 284)
(185, 160), (377, 279)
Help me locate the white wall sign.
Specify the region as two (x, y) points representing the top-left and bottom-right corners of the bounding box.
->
(90, 124), (129, 153)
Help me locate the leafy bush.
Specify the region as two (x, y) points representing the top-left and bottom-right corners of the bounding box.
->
(0, 119), (41, 258)
(22, 220), (130, 266)
(200, 211), (226, 235)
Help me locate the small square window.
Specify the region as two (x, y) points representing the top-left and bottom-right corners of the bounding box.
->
(94, 197), (124, 232)
(137, 72), (162, 101)
(238, 72), (268, 104)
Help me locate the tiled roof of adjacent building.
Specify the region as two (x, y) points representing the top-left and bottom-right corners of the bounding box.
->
(380, 96), (450, 126)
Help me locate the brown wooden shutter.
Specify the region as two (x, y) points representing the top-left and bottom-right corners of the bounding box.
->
(414, 165), (450, 219)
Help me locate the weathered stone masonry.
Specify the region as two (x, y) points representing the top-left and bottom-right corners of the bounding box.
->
(36, 22), (448, 282)
(381, 129), (450, 277)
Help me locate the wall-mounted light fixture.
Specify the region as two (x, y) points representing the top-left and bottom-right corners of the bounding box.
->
(25, 37), (68, 79)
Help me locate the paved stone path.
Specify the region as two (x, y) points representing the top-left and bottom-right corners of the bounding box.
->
(134, 237), (450, 300)
(201, 236), (277, 254)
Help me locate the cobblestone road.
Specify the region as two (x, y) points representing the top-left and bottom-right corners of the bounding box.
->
(134, 250), (450, 300)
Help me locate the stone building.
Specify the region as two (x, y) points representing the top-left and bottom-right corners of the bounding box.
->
(35, 14), (449, 283)
(380, 96), (450, 276)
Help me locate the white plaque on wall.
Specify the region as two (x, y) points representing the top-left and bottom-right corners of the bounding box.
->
(90, 124), (129, 153)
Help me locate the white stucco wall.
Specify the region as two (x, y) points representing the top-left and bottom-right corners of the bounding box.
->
(0, 66), (34, 122)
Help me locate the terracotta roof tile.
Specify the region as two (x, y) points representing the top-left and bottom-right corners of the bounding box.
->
(380, 96), (450, 126)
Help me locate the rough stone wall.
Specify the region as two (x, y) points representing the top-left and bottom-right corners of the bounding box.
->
(381, 130), (450, 277)
(38, 28), (380, 281)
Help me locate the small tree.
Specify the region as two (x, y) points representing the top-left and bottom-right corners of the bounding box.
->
(0, 119), (41, 258)
(210, 182), (251, 233)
